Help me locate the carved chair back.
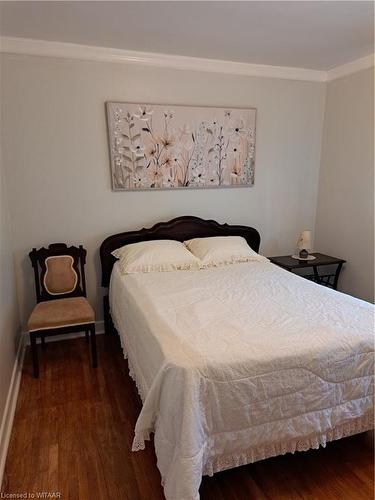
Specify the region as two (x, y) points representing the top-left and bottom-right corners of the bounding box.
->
(29, 244), (87, 303)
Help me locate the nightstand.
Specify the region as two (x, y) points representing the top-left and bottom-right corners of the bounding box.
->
(269, 253), (346, 290)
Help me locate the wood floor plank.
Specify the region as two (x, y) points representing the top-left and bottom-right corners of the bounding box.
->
(1, 336), (373, 499)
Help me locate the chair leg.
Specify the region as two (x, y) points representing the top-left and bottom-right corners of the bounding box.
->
(41, 335), (46, 350)
(89, 325), (97, 368)
(30, 333), (39, 378)
(84, 329), (89, 343)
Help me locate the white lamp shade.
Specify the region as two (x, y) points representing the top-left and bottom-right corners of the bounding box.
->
(297, 230), (312, 250)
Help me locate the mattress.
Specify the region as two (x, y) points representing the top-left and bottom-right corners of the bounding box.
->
(109, 260), (374, 500)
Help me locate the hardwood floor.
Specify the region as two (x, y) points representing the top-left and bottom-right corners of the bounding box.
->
(2, 335), (373, 500)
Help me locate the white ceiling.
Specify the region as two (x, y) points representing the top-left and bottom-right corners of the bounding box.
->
(0, 1), (373, 70)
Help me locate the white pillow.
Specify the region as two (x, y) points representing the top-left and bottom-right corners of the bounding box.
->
(111, 239), (201, 274)
(183, 236), (268, 267)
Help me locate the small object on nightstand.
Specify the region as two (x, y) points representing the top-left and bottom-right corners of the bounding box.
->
(269, 253), (346, 290)
(292, 230), (316, 261)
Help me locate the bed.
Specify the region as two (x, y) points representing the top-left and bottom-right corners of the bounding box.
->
(100, 216), (374, 500)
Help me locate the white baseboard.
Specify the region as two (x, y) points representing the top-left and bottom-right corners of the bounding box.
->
(0, 333), (26, 487)
(0, 320), (104, 487)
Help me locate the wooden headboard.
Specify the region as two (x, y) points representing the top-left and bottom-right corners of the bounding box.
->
(100, 216), (261, 287)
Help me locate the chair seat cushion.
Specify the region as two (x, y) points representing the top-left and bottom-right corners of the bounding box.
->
(28, 297), (95, 332)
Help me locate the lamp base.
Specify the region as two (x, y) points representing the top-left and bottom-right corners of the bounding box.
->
(291, 254), (316, 261)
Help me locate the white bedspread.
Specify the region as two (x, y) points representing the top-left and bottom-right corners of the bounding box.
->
(109, 261), (374, 500)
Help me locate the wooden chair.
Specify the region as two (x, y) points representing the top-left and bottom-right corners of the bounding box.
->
(28, 243), (97, 378)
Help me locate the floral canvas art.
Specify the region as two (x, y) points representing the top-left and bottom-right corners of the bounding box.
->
(106, 102), (256, 190)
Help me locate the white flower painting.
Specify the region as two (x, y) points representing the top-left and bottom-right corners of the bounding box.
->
(106, 102), (256, 190)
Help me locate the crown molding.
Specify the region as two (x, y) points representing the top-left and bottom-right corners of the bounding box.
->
(326, 53), (374, 81)
(1, 36), (373, 83)
(0, 36), (326, 82)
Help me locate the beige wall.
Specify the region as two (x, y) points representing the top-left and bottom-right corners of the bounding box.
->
(1, 53), (326, 326)
(315, 68), (374, 302)
(0, 136), (20, 461)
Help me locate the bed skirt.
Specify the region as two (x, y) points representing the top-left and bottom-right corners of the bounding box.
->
(203, 413), (373, 476)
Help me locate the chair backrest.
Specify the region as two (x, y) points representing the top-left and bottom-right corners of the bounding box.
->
(29, 243), (87, 302)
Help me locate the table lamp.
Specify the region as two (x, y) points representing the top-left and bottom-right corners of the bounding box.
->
(292, 230), (316, 260)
